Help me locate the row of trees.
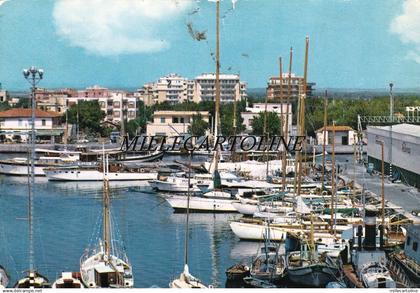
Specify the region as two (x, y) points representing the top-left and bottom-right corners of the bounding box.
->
(4, 94), (419, 138)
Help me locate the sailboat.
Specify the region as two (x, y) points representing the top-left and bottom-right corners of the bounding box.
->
(79, 153), (133, 288)
(169, 152), (208, 288)
(0, 266), (9, 288)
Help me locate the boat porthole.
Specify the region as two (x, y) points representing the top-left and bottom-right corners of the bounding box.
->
(126, 282), (129, 286)
(89, 283), (94, 287)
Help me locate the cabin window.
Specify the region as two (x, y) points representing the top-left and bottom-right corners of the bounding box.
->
(160, 117), (166, 123)
(42, 119), (46, 126)
(413, 241), (418, 252)
(172, 117), (179, 123)
(407, 236), (411, 246)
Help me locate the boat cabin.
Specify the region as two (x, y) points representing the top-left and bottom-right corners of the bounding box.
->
(94, 265), (124, 288)
(405, 225), (420, 264)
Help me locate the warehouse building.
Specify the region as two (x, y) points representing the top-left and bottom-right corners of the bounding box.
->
(367, 123), (420, 188)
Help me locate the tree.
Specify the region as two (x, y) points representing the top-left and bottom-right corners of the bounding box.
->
(188, 113), (209, 137)
(14, 97), (31, 108)
(126, 119), (141, 137)
(251, 112), (281, 136)
(0, 101), (10, 112)
(220, 100), (246, 135)
(68, 100), (106, 136)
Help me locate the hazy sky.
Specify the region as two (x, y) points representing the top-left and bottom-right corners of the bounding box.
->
(0, 0), (420, 90)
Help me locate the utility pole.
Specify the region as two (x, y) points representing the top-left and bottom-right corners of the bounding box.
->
(389, 82), (394, 178)
(22, 66), (44, 273)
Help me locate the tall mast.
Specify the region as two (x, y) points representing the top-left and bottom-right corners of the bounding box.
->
(103, 151), (111, 258)
(330, 121), (336, 235)
(184, 151), (192, 267)
(213, 0), (221, 173)
(321, 91), (328, 190)
(264, 89), (268, 181)
(286, 48), (294, 194)
(297, 37), (309, 196)
(279, 57), (287, 191)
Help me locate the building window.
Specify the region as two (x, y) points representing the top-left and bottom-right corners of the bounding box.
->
(113, 111), (120, 117)
(160, 117), (166, 123)
(42, 119), (46, 126)
(172, 117), (179, 123)
(413, 241), (418, 252)
(113, 101), (120, 108)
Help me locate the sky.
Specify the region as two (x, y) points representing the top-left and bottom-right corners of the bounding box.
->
(0, 0), (420, 91)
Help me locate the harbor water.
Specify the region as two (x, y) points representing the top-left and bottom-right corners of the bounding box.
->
(0, 172), (259, 288)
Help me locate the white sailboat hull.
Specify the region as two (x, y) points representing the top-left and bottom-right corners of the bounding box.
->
(149, 179), (202, 193)
(45, 169), (157, 181)
(166, 195), (237, 212)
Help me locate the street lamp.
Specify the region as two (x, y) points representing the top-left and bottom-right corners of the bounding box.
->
(22, 66), (43, 273)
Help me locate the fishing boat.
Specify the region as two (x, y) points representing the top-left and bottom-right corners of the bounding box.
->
(52, 272), (85, 288)
(243, 276), (277, 288)
(225, 264), (250, 281)
(169, 152), (208, 288)
(389, 225), (420, 287)
(285, 225), (341, 287)
(249, 225), (285, 284)
(0, 148), (81, 176)
(79, 154), (133, 288)
(0, 266), (9, 288)
(45, 163), (157, 181)
(360, 262), (396, 288)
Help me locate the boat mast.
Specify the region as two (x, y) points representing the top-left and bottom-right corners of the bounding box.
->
(102, 150), (111, 258)
(213, 0), (221, 174)
(321, 91), (328, 190)
(279, 57), (287, 191)
(184, 151), (192, 267)
(297, 37), (309, 196)
(330, 121), (336, 236)
(264, 88), (269, 181)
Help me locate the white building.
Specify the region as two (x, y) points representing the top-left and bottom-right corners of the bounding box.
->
(241, 103), (292, 134)
(367, 123), (420, 188)
(316, 125), (357, 145)
(0, 89), (8, 103)
(67, 86), (137, 125)
(0, 108), (64, 143)
(146, 110), (210, 138)
(194, 73), (246, 103)
(137, 73), (247, 105)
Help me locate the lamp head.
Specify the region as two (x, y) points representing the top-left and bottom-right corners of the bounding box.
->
(22, 69), (30, 78)
(38, 69), (44, 79)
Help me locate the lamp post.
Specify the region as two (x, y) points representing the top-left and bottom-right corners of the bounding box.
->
(22, 66), (43, 272)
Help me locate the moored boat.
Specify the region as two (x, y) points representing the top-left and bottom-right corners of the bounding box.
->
(0, 265), (9, 288)
(52, 272), (85, 288)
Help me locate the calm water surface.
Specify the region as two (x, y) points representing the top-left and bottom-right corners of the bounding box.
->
(0, 174), (261, 288)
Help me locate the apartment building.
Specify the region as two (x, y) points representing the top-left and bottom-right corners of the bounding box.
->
(67, 86), (137, 124)
(193, 73), (247, 103)
(266, 73), (315, 100)
(35, 88), (77, 114)
(137, 73), (247, 105)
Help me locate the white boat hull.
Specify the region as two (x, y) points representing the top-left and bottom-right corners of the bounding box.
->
(166, 195), (237, 212)
(0, 162), (47, 176)
(45, 169), (157, 181)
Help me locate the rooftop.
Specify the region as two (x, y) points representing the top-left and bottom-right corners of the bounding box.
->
(316, 125), (354, 132)
(368, 123), (420, 138)
(153, 110), (209, 116)
(0, 108), (61, 118)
